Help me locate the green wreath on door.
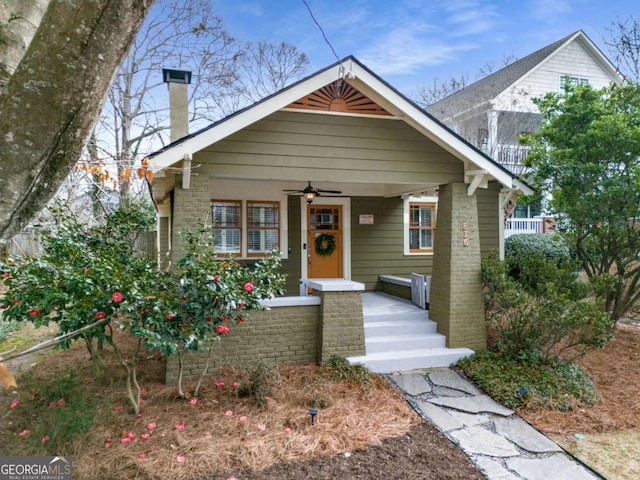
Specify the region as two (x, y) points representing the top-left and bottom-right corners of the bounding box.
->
(314, 233), (336, 256)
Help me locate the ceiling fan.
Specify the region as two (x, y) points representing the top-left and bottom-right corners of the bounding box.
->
(283, 181), (342, 204)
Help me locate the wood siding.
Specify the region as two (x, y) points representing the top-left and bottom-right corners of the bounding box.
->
(351, 196), (433, 291)
(281, 199), (302, 296)
(496, 40), (617, 112)
(476, 182), (501, 257)
(195, 111), (464, 185)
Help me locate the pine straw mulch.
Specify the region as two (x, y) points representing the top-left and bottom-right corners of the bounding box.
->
(519, 322), (640, 435)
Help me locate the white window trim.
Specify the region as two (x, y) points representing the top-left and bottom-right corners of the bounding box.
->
(403, 196), (438, 256)
(560, 74), (589, 89)
(211, 199), (288, 260)
(300, 196), (351, 281)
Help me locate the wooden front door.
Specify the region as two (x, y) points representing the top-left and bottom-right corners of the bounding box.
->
(308, 205), (343, 279)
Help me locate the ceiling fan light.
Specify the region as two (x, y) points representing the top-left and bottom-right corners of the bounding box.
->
(304, 191), (316, 204)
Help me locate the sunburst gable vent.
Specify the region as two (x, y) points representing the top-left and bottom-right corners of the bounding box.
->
(286, 81), (391, 116)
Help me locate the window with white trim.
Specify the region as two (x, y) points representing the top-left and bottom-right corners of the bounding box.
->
(211, 200), (281, 257)
(403, 196), (437, 255)
(247, 201), (279, 256)
(212, 200), (241, 255)
(560, 75), (589, 89)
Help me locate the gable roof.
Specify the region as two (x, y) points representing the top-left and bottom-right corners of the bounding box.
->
(426, 30), (622, 120)
(147, 56), (525, 191)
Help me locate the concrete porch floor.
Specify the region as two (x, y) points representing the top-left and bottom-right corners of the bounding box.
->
(347, 292), (474, 373)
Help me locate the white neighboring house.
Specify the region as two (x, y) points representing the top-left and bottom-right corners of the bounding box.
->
(426, 30), (623, 238)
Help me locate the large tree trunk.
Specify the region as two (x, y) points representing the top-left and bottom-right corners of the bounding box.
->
(0, 0), (155, 243)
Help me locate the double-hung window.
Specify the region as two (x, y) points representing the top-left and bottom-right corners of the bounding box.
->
(212, 200), (241, 255)
(560, 75), (589, 89)
(247, 201), (279, 256)
(403, 197), (437, 255)
(211, 200), (281, 257)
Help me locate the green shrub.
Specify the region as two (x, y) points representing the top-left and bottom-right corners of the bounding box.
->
(235, 359), (280, 407)
(458, 351), (596, 410)
(327, 355), (371, 388)
(482, 252), (613, 363)
(505, 233), (581, 297)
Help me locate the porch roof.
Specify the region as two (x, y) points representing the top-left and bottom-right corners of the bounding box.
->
(147, 56), (528, 193)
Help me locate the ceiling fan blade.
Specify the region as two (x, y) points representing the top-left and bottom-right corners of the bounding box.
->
(316, 189), (342, 194)
(282, 189), (304, 193)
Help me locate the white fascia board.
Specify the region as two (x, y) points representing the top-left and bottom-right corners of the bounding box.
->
(149, 66), (345, 173)
(346, 64), (514, 189)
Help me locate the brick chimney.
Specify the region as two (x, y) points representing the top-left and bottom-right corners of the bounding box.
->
(162, 69), (192, 142)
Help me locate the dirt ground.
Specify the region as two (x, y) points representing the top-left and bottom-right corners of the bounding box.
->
(203, 422), (484, 480)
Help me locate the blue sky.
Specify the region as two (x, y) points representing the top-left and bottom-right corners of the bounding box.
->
(215, 0), (637, 94)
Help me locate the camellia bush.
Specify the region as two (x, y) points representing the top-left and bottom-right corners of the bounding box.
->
(0, 201), (285, 414)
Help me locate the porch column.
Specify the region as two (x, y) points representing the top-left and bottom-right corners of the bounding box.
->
(172, 173), (210, 261)
(430, 183), (486, 350)
(305, 279), (366, 363)
(486, 110), (499, 157)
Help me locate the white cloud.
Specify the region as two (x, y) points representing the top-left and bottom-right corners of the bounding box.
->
(529, 0), (573, 19)
(358, 22), (477, 75)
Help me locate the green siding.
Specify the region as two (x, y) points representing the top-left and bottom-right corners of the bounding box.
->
(195, 111), (464, 185)
(351, 197), (433, 291)
(476, 182), (501, 257)
(281, 199), (302, 296)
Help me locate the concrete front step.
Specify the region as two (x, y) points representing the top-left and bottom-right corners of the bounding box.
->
(347, 348), (474, 373)
(364, 310), (430, 323)
(365, 319), (437, 336)
(366, 333), (446, 353)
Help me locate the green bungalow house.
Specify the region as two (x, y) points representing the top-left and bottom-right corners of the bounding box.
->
(148, 57), (531, 378)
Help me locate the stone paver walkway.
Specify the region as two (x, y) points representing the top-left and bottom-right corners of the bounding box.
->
(388, 369), (604, 480)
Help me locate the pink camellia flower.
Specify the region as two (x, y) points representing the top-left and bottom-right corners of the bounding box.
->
(136, 413), (144, 419)
(265, 396), (272, 401)
(105, 438), (113, 446)
(212, 275), (222, 283)
(165, 314), (173, 320)
(138, 398), (144, 405)
(11, 299), (20, 305)
(48, 402), (57, 409)
(232, 382), (239, 388)
(57, 398), (66, 407)
(120, 437), (131, 444)
(188, 398), (198, 406)
(221, 315), (230, 323)
(215, 381), (225, 388)
(156, 382), (164, 387)
(2, 271), (10, 278)
(146, 422), (157, 431)
(111, 291), (124, 303)
(18, 430), (30, 437)
(227, 476), (238, 480)
(28, 308), (41, 317)
(9, 401), (19, 409)
(176, 453), (186, 464)
(203, 432), (211, 437)
(140, 433), (151, 440)
(140, 388), (147, 394)
(42, 435), (50, 443)
(239, 416), (247, 422)
(0, 304), (8, 310)
(243, 282), (254, 293)
(238, 302), (246, 310)
(114, 405), (124, 411)
(236, 318), (244, 325)
(215, 325), (230, 335)
(257, 424), (266, 431)
(127, 432), (136, 439)
(174, 421), (185, 430)
(95, 311), (106, 320)
(138, 453), (146, 460)
(224, 410), (233, 417)
(284, 427), (292, 435)
(83, 267), (89, 273)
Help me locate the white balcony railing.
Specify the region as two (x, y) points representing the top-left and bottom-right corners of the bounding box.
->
(505, 217), (543, 238)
